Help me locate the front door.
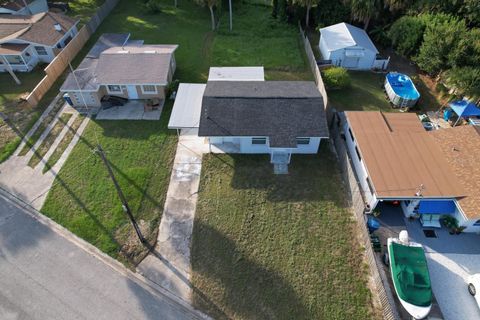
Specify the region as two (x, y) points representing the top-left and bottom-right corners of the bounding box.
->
(127, 85), (139, 99)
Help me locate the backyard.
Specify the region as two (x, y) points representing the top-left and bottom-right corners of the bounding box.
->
(41, 0), (312, 265)
(191, 146), (377, 319)
(306, 30), (446, 113)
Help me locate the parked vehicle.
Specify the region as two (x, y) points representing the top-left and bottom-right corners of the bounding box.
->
(101, 95), (128, 109)
(467, 274), (480, 309)
(387, 230), (432, 319)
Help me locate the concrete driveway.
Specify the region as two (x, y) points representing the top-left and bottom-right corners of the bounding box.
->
(406, 221), (480, 320)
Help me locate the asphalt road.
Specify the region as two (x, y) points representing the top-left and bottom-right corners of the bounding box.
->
(0, 193), (200, 320)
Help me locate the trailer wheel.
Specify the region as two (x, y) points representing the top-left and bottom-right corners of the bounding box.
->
(468, 283), (476, 296)
(382, 252), (389, 266)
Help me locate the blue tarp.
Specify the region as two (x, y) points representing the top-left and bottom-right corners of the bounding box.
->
(449, 100), (480, 118)
(418, 200), (456, 214)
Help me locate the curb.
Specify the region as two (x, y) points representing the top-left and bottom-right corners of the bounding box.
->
(0, 188), (210, 320)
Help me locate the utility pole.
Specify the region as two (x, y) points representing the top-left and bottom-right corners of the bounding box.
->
(229, 0), (232, 31)
(96, 144), (146, 244)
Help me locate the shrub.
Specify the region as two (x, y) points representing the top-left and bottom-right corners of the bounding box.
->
(321, 67), (351, 90)
(145, 0), (162, 13)
(388, 16), (426, 57)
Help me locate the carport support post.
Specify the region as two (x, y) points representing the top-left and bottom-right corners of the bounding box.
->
(96, 144), (146, 245)
(1, 56), (21, 85)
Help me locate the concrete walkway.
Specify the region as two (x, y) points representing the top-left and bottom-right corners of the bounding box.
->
(0, 104), (90, 209)
(138, 129), (204, 302)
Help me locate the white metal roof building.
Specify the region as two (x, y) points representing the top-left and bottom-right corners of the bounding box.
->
(168, 67), (264, 130)
(319, 22), (381, 70)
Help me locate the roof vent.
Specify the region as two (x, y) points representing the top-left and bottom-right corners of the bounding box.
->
(452, 146), (459, 152)
(54, 23), (62, 32)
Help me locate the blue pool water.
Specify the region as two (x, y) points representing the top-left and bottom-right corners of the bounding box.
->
(386, 73), (420, 100)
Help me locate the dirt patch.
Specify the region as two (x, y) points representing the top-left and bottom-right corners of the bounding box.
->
(116, 219), (158, 267)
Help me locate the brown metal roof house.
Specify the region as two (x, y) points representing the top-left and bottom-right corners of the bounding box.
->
(343, 111), (480, 232)
(0, 11), (78, 72)
(60, 33), (178, 115)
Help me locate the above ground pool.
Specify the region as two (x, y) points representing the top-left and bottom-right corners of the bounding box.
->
(384, 72), (420, 108)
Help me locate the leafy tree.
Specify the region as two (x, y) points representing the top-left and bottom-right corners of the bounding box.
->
(414, 15), (467, 75)
(315, 0), (350, 28)
(292, 0), (317, 27)
(384, 0), (413, 12)
(348, 0), (378, 30)
(388, 15), (425, 57)
(444, 67), (480, 99)
(194, 0), (218, 30)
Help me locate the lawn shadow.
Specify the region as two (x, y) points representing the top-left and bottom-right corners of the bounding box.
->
(225, 141), (349, 205)
(190, 220), (309, 320)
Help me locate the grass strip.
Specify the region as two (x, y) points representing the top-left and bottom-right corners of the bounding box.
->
(28, 113), (73, 168)
(43, 115), (85, 173)
(18, 98), (65, 156)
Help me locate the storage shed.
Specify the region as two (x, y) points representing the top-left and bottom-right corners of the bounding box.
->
(319, 22), (384, 70)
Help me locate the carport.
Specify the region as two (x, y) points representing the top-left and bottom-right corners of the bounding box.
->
(168, 83), (205, 132)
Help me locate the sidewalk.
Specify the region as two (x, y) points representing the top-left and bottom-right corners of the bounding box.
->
(0, 103), (89, 209)
(138, 129), (204, 302)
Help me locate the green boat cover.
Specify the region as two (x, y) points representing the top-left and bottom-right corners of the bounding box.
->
(389, 242), (432, 307)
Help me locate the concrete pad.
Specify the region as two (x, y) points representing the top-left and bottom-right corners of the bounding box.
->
(96, 100), (163, 120)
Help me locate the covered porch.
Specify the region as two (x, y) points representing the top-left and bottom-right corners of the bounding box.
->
(0, 43), (38, 72)
(96, 99), (164, 120)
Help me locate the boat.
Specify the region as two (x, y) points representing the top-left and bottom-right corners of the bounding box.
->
(387, 230), (432, 319)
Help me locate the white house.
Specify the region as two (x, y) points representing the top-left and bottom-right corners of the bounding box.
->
(342, 111), (480, 233)
(0, 0), (48, 15)
(60, 34), (178, 114)
(168, 67), (329, 174)
(319, 22), (388, 70)
(0, 12), (78, 72)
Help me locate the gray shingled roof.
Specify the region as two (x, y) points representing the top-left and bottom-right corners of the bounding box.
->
(61, 33), (130, 91)
(198, 81), (329, 148)
(95, 50), (173, 85)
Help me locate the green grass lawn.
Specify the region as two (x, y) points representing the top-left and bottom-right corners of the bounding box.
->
(0, 0), (108, 163)
(191, 145), (375, 319)
(41, 0), (311, 265)
(28, 113), (73, 168)
(328, 71), (394, 112)
(42, 104), (177, 266)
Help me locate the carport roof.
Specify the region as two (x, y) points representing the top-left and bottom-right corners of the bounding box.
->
(168, 83), (206, 129)
(430, 126), (480, 219)
(345, 111), (465, 199)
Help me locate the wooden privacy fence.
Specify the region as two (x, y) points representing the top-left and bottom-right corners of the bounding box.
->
(331, 114), (399, 320)
(298, 24), (334, 126)
(26, 0), (120, 106)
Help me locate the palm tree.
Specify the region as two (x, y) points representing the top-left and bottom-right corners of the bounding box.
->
(348, 0), (377, 30)
(194, 0), (219, 31)
(293, 0), (317, 28)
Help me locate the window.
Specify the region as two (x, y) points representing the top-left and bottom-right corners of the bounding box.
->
(296, 137), (310, 145)
(474, 220), (480, 226)
(34, 46), (48, 56)
(107, 85), (122, 93)
(252, 137), (266, 145)
(355, 146), (362, 161)
(5, 55), (23, 64)
(63, 35), (73, 47)
(348, 128), (355, 141)
(141, 85), (157, 94)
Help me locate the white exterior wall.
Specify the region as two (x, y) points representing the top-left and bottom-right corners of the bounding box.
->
(318, 36), (331, 60)
(328, 46), (377, 70)
(209, 136), (322, 154)
(454, 205), (480, 233)
(0, 45), (39, 72)
(343, 120), (376, 208)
